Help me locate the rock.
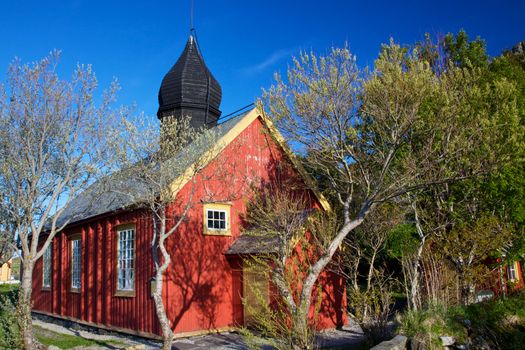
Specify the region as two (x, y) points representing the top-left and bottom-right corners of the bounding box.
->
(471, 335), (491, 350)
(125, 346), (145, 350)
(440, 336), (455, 346)
(370, 335), (407, 350)
(47, 346), (60, 350)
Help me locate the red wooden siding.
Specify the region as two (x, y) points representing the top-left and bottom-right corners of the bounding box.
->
(33, 211), (160, 335)
(478, 259), (525, 299)
(32, 116), (346, 336)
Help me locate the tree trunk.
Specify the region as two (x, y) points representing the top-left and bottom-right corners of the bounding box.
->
(409, 239), (425, 311)
(363, 251), (377, 321)
(410, 203), (426, 311)
(499, 265), (507, 298)
(152, 269), (174, 350)
(293, 215), (368, 348)
(150, 212), (175, 350)
(461, 279), (476, 305)
(293, 302), (312, 350)
(18, 260), (34, 350)
(271, 212), (369, 349)
(456, 266), (475, 305)
(366, 251), (377, 293)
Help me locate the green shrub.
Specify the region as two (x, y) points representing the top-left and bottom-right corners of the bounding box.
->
(0, 284), (18, 300)
(400, 304), (466, 349)
(400, 293), (525, 350)
(449, 292), (525, 350)
(0, 294), (21, 349)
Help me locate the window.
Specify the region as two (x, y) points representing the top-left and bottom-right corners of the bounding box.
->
(42, 243), (52, 289)
(207, 209), (227, 230)
(203, 203), (231, 235)
(71, 239), (81, 290)
(508, 262), (519, 281)
(117, 226), (135, 292)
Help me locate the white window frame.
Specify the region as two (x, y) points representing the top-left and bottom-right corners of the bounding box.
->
(42, 243), (52, 289)
(117, 226), (135, 292)
(71, 238), (81, 291)
(206, 209), (228, 231)
(508, 262), (518, 281)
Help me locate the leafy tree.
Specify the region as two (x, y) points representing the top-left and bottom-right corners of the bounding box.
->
(414, 30), (488, 74)
(486, 48), (525, 258)
(443, 30), (489, 69)
(408, 31), (524, 305)
(254, 38), (516, 347)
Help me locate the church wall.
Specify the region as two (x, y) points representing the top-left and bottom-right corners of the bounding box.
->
(31, 116), (346, 337)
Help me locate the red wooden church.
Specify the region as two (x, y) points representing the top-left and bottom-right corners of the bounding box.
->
(31, 34), (347, 338)
(479, 258), (525, 301)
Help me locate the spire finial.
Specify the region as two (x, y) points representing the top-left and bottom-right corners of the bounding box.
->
(190, 0), (195, 33)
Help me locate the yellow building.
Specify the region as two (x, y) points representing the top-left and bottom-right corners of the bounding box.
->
(0, 259), (12, 282)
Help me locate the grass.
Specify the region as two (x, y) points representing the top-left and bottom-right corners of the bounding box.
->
(1, 285), (125, 349)
(34, 325), (124, 349)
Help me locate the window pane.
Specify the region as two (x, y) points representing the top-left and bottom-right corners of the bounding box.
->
(43, 244), (52, 288)
(509, 265), (517, 280)
(71, 239), (81, 289)
(117, 228), (135, 291)
(205, 210), (228, 231)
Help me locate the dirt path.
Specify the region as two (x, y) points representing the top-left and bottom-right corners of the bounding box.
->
(33, 318), (365, 350)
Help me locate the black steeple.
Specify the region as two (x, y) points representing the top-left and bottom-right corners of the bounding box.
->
(157, 33), (222, 129)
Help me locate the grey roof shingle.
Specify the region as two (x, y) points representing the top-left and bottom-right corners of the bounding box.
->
(226, 209), (313, 255)
(56, 112), (249, 228)
(225, 235), (279, 255)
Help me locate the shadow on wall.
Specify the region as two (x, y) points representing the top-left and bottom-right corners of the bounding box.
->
(318, 269), (346, 329)
(163, 217), (233, 332)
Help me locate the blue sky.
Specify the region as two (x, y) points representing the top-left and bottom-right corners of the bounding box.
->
(1, 0), (524, 119)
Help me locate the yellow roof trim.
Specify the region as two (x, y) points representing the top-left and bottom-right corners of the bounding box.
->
(169, 107), (331, 211)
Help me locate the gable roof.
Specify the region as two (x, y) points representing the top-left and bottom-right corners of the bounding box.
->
(168, 107), (331, 210)
(56, 107), (329, 228)
(56, 112), (246, 228)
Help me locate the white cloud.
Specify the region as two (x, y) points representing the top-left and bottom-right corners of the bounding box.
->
(241, 47), (298, 75)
